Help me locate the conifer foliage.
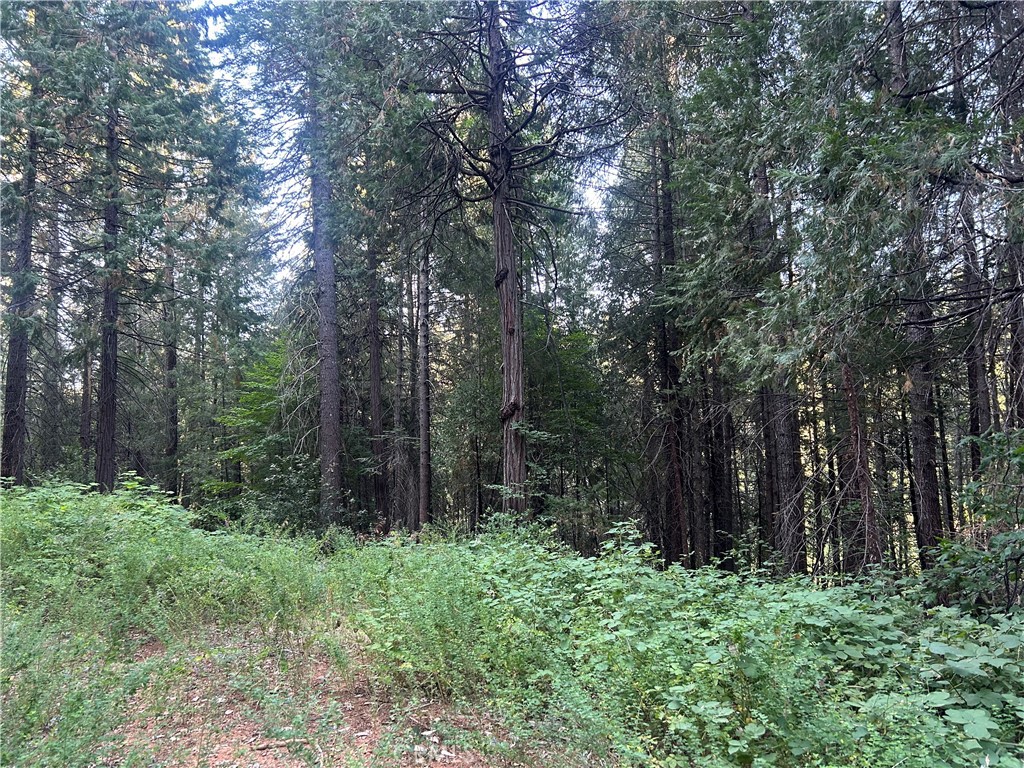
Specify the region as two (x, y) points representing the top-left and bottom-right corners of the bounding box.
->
(3, 0), (1023, 587)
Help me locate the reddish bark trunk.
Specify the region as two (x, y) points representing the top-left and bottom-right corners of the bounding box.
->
(486, 1), (526, 516)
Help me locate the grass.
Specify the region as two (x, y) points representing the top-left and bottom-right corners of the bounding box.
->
(3, 482), (1023, 767)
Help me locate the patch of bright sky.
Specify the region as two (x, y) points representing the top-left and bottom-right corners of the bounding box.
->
(198, 0), (617, 307)
(200, 0), (308, 299)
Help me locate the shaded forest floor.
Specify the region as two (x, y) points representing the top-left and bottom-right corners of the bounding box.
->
(3, 483), (1023, 767)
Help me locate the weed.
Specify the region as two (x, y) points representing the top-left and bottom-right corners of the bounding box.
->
(4, 483), (1023, 767)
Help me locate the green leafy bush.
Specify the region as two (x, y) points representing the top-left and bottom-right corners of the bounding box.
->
(1, 481), (329, 635)
(458, 524), (1024, 767)
(3, 484), (1023, 766)
(924, 430), (1024, 614)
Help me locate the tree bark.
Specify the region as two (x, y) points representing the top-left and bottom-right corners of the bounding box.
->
(1005, 261), (1024, 429)
(388, 259), (415, 531)
(821, 376), (843, 573)
(871, 387), (895, 567)
(886, 0), (943, 568)
(750, 155), (805, 570)
(842, 362), (882, 569)
(907, 308), (943, 568)
(758, 387), (777, 569)
(951, 7), (991, 475)
(40, 216), (64, 472)
(308, 84), (343, 525)
(1, 87), (40, 484)
(996, 0), (1024, 429)
(885, 0), (909, 99)
(407, 264), (419, 531)
(961, 192), (992, 477)
(80, 344), (93, 475)
(653, 132), (691, 566)
(417, 235), (432, 529)
(367, 244), (388, 528)
(710, 366), (736, 569)
(900, 402), (918, 558)
(486, 1), (526, 516)
(95, 105), (121, 493)
(163, 241), (179, 495)
(904, 222), (944, 568)
(807, 377), (826, 574)
(936, 382), (955, 534)
(736, 0), (808, 569)
(760, 385), (809, 573)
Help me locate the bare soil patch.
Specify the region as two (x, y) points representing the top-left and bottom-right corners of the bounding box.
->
(102, 630), (536, 767)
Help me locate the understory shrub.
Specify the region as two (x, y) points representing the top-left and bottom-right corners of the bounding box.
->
(3, 483), (1022, 766)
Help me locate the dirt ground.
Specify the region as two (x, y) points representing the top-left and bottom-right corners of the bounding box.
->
(99, 630), (539, 768)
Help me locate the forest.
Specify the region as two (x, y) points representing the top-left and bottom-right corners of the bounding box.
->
(2, 1), (1024, 766)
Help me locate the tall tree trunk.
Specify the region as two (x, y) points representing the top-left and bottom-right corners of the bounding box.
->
(229, 368), (243, 488)
(472, 434), (483, 532)
(407, 265), (419, 531)
(417, 236), (432, 528)
(389, 260), (414, 531)
(952, 9), (991, 475)
(808, 377), (827, 574)
(750, 211), (805, 570)
(903, 209), (944, 569)
(758, 387), (778, 569)
(486, 1), (526, 516)
(961, 191), (992, 477)
(80, 344), (93, 475)
(1004, 236), (1024, 429)
(163, 243), (179, 495)
(871, 388), (894, 567)
(776, 386), (807, 573)
(689, 379), (714, 568)
(309, 86), (343, 524)
(987, 310), (1003, 433)
(842, 362), (882, 569)
(823, 378), (845, 574)
(367, 244), (388, 528)
(40, 209), (64, 471)
(95, 105), (121, 493)
(936, 383), (955, 534)
(710, 366), (736, 569)
(1, 85), (40, 484)
(900, 402), (917, 564)
(739, 0), (807, 568)
(818, 376), (840, 572)
(885, 0), (909, 99)
(652, 149), (690, 565)
(996, 0), (1024, 429)
(1005, 260), (1024, 430)
(886, 0), (942, 568)
(641, 376), (670, 559)
(906, 261), (943, 568)
(835, 376), (861, 578)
